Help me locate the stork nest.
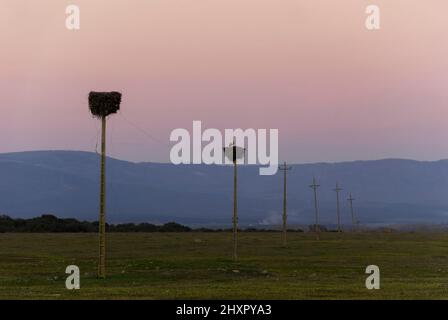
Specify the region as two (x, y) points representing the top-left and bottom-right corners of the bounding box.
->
(88, 91), (122, 118)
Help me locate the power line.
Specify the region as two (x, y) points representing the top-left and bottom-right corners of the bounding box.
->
(119, 112), (171, 147)
(90, 117), (101, 154)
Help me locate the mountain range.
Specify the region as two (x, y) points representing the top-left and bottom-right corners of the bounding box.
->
(1, 151), (448, 226)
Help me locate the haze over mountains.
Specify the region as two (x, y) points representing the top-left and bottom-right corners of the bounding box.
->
(1, 151), (448, 226)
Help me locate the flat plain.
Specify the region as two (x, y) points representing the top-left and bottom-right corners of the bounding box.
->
(0, 232), (447, 299)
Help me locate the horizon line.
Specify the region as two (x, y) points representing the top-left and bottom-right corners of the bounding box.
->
(1, 149), (448, 166)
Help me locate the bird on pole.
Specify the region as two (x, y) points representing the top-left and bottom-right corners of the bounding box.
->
(223, 138), (245, 261)
(88, 91), (122, 279)
(333, 182), (343, 233)
(309, 177), (321, 240)
(347, 193), (357, 232)
(278, 162), (292, 247)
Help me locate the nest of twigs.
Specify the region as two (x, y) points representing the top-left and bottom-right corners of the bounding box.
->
(88, 91), (122, 118)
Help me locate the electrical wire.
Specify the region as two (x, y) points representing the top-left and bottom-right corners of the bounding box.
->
(118, 112), (171, 147)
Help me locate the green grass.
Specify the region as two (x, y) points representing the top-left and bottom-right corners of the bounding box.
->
(0, 232), (447, 299)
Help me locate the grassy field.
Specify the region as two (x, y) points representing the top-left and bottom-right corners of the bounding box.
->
(0, 232), (447, 299)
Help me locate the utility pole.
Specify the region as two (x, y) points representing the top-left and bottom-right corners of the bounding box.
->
(348, 193), (356, 232)
(309, 177), (321, 240)
(88, 91), (122, 279)
(333, 182), (343, 233)
(224, 138), (245, 261)
(279, 162), (292, 247)
(99, 115), (106, 278)
(232, 143), (238, 261)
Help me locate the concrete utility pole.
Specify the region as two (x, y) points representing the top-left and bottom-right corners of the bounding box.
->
(232, 143), (238, 261)
(99, 115), (106, 278)
(333, 183), (343, 233)
(348, 193), (356, 232)
(279, 162), (292, 247)
(309, 177), (321, 240)
(224, 138), (245, 261)
(88, 91), (122, 279)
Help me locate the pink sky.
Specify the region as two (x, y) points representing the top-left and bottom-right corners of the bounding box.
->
(1, 0), (447, 163)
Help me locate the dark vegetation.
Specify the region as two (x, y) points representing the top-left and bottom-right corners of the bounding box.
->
(0, 214), (306, 233)
(0, 214), (190, 233)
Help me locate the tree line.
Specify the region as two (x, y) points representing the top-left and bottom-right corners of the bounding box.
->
(0, 214), (191, 233)
(0, 214), (310, 233)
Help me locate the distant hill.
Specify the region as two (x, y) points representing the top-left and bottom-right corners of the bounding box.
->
(1, 151), (448, 226)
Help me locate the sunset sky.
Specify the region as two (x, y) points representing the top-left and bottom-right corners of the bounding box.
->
(1, 0), (447, 163)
